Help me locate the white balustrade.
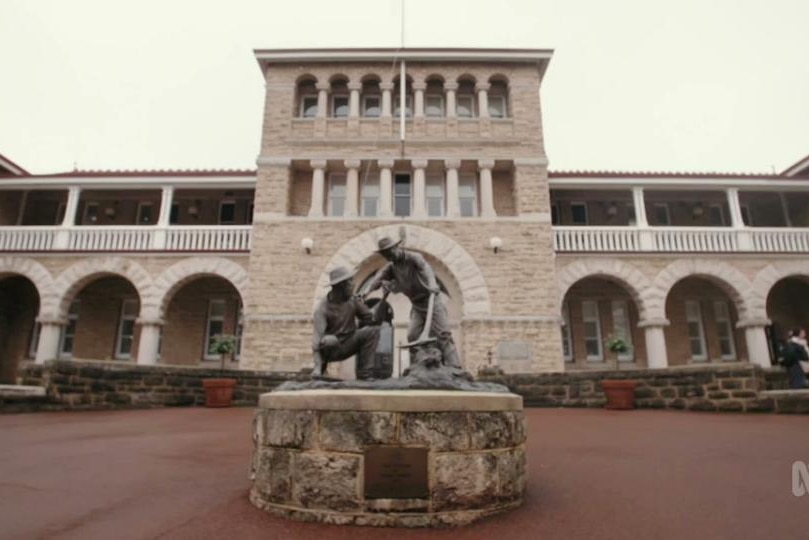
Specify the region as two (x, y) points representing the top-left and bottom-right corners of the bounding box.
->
(650, 228), (739, 252)
(0, 226), (57, 251)
(165, 226), (252, 251)
(553, 227), (640, 252)
(68, 227), (155, 251)
(749, 228), (809, 252)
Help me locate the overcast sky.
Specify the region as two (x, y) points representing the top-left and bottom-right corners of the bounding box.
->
(1, 0), (807, 175)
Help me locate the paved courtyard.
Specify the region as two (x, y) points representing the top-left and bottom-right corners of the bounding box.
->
(1, 406), (807, 540)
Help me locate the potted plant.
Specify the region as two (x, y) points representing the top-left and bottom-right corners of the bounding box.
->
(202, 334), (238, 408)
(601, 336), (637, 410)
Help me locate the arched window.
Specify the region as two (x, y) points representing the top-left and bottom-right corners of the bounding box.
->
(297, 77), (318, 118)
(424, 77), (445, 117)
(488, 77), (509, 119)
(330, 77), (349, 118)
(361, 76), (381, 118)
(456, 77), (477, 118)
(392, 76), (413, 118)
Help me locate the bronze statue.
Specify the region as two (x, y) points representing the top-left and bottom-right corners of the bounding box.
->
(363, 236), (461, 368)
(312, 266), (380, 379)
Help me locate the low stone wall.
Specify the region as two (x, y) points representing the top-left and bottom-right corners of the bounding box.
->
(478, 364), (789, 413)
(2, 360), (305, 413)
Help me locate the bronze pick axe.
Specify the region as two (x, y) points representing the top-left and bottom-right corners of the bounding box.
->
(400, 291), (438, 349)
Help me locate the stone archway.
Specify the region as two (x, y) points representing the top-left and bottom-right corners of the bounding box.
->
(0, 257), (56, 318)
(751, 261), (809, 322)
(313, 224), (491, 317)
(652, 259), (751, 322)
(152, 257), (248, 320)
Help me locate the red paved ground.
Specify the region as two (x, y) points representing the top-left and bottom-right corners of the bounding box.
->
(1, 407), (807, 540)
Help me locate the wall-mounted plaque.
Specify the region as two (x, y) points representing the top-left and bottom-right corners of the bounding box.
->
(364, 446), (428, 499)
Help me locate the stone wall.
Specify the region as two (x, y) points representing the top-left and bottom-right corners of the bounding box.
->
(2, 360), (304, 413)
(478, 364), (785, 413)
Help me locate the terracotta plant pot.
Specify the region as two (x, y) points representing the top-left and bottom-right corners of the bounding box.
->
(601, 380), (637, 410)
(202, 378), (236, 408)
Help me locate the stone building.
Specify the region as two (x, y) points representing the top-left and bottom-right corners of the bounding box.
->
(1, 48), (808, 384)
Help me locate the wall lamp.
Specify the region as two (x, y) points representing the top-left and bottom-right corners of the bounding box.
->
(489, 236), (503, 254)
(301, 237), (314, 254)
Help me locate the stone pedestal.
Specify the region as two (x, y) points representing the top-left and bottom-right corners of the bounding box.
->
(249, 389), (526, 527)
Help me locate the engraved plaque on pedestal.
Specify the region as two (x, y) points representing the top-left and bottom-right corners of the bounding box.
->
(364, 446), (428, 499)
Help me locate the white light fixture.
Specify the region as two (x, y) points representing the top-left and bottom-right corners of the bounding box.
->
(301, 237), (314, 254)
(489, 236), (503, 254)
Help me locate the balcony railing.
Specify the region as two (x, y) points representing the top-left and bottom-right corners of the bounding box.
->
(554, 226), (809, 253)
(0, 226), (252, 252)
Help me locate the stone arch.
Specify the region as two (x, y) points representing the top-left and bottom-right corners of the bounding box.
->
(750, 261), (809, 320)
(360, 73), (382, 84)
(153, 257), (249, 320)
(488, 73), (510, 85)
(313, 225), (491, 317)
(653, 259), (752, 321)
(52, 258), (155, 320)
(0, 257), (56, 317)
(295, 73), (318, 85)
(556, 259), (655, 320)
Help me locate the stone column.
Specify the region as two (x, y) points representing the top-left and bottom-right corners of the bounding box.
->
(478, 159), (496, 218)
(445, 159), (461, 218)
(476, 82), (490, 119)
(378, 159), (394, 218)
(35, 321), (63, 364)
(445, 83), (458, 118)
(54, 186), (81, 249)
(739, 320), (772, 368)
(413, 82), (425, 118)
(344, 160), (360, 217)
(308, 160), (327, 217)
(726, 187), (753, 250)
(348, 83), (361, 119)
(380, 82), (393, 118)
(412, 159), (428, 219)
(633, 186), (654, 251)
(639, 320), (669, 369)
(778, 192), (792, 227)
(152, 185), (174, 249)
(316, 83), (329, 118)
(136, 320), (162, 365)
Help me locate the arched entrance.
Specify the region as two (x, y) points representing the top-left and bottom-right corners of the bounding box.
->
(663, 277), (747, 366)
(160, 276), (243, 366)
(0, 275), (40, 383)
(766, 275), (809, 346)
(561, 276), (646, 369)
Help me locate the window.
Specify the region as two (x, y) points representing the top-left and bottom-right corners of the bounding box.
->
(83, 202), (99, 224)
(169, 203), (179, 225)
(136, 202), (154, 225)
(332, 95), (349, 118)
(571, 202), (588, 225)
(204, 299), (226, 360)
(426, 174), (445, 217)
(328, 174), (347, 217)
(115, 299), (138, 359)
(714, 301), (736, 360)
(709, 204), (726, 226)
(456, 95), (475, 118)
(28, 322), (41, 358)
(425, 95), (444, 117)
(685, 300), (707, 361)
(611, 300), (634, 362)
(393, 96), (412, 118)
(562, 303), (573, 362)
(362, 96), (380, 117)
(582, 300), (603, 362)
(488, 95), (507, 118)
(59, 300), (80, 358)
(394, 174), (411, 217)
(300, 96), (318, 118)
(361, 176), (379, 217)
(459, 173), (478, 217)
(653, 203), (671, 226)
(551, 204), (559, 225)
(219, 201), (236, 224)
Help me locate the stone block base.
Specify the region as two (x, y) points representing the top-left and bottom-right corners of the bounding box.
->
(249, 389), (526, 527)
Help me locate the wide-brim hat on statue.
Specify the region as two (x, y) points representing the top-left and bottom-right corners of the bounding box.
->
(327, 266), (357, 286)
(376, 236), (402, 252)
